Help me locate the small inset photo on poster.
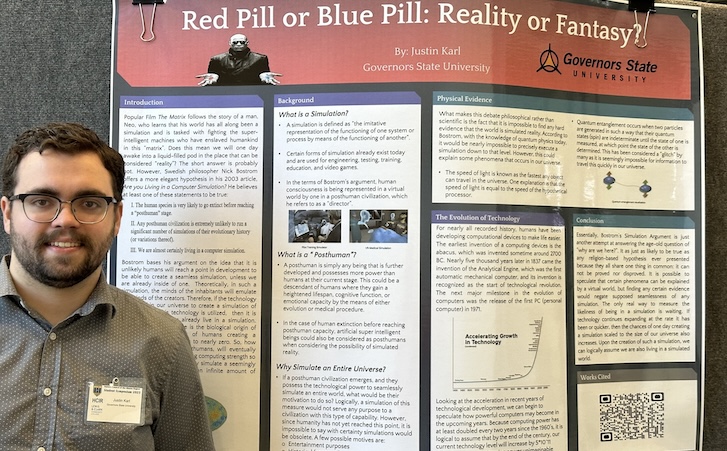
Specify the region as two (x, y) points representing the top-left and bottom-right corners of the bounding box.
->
(288, 210), (342, 243)
(350, 209), (408, 243)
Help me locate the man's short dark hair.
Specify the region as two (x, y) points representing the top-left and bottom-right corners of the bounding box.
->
(2, 122), (125, 201)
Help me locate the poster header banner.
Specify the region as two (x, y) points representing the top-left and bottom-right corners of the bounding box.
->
(116, 0), (693, 99)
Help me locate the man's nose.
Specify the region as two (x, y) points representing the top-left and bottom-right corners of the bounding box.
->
(52, 201), (80, 225)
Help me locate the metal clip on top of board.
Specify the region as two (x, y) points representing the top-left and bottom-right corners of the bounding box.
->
(628, 0), (655, 49)
(132, 0), (165, 42)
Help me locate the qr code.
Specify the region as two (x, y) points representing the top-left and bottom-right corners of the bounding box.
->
(599, 392), (664, 442)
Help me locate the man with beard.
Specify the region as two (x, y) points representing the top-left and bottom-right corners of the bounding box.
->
(0, 123), (215, 450)
(196, 33), (282, 86)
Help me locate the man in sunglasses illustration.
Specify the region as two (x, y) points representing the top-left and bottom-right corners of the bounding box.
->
(197, 33), (282, 86)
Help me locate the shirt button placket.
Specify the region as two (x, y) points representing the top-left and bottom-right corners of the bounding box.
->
(34, 330), (61, 451)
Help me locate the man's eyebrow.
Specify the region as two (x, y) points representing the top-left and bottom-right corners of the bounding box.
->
(74, 189), (113, 197)
(17, 187), (60, 196)
(19, 188), (111, 198)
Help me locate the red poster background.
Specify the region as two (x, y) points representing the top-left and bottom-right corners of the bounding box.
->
(116, 0), (692, 100)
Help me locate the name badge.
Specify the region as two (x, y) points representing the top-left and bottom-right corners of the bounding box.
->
(85, 378), (145, 425)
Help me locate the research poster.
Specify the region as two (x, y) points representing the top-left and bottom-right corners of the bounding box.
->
(110, 0), (704, 449)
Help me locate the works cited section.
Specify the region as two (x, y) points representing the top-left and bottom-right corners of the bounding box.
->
(430, 211), (568, 451)
(114, 95), (263, 450)
(270, 92), (421, 450)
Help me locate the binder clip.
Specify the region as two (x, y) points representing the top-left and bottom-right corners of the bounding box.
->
(629, 0), (655, 48)
(132, 0), (165, 42)
(628, 0), (655, 13)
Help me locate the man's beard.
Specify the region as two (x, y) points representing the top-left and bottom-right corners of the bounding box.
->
(9, 226), (114, 289)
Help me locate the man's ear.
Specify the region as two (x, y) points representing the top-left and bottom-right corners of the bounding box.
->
(1, 196), (13, 234)
(113, 201), (123, 236)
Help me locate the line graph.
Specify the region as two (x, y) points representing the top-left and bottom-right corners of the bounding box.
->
(451, 316), (543, 390)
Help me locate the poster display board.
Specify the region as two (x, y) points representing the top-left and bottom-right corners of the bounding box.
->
(110, 0), (704, 449)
